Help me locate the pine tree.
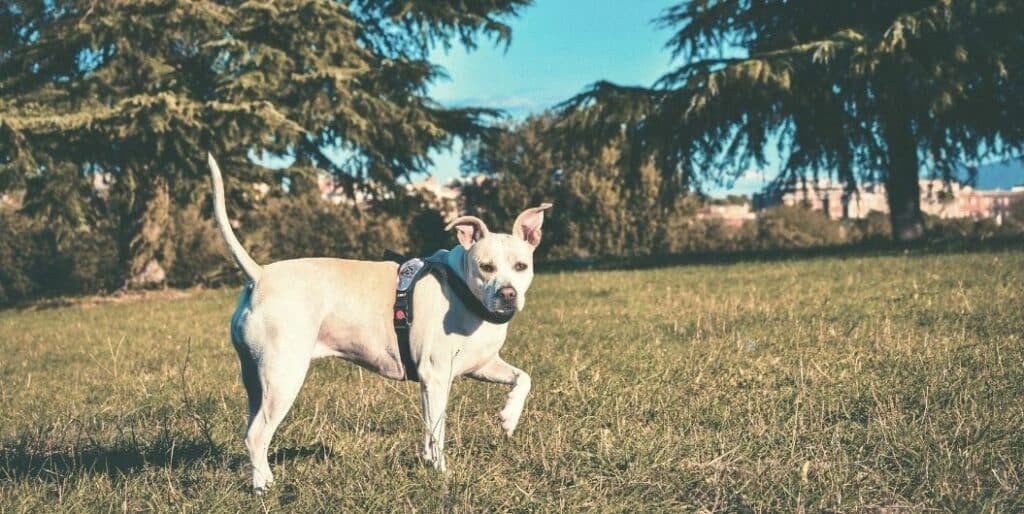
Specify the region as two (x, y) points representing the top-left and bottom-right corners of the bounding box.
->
(559, 0), (1024, 240)
(0, 0), (528, 285)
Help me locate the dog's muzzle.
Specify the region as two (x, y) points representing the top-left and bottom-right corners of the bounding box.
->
(493, 286), (517, 314)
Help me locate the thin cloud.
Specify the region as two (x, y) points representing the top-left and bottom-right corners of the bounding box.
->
(445, 94), (535, 111)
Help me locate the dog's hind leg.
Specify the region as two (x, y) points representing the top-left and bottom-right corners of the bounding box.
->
(467, 357), (531, 437)
(245, 339), (313, 493)
(231, 286), (261, 426)
(233, 341), (262, 430)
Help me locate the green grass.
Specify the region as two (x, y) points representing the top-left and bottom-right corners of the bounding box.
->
(2, 247), (1023, 512)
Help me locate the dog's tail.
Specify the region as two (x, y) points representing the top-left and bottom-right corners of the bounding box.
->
(207, 153), (262, 281)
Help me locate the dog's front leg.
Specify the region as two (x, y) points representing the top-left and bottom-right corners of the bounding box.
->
(419, 375), (451, 472)
(468, 356), (531, 437)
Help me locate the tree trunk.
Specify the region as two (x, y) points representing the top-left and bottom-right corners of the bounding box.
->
(881, 109), (925, 241)
(114, 174), (173, 289)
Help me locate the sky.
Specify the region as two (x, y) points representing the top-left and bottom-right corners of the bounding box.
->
(428, 0), (677, 118)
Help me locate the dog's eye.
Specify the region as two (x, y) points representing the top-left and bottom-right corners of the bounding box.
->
(479, 263), (496, 273)
(514, 262), (528, 272)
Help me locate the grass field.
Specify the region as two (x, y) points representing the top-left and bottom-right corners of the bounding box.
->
(2, 246), (1023, 512)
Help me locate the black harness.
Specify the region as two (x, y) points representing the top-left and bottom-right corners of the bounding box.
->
(384, 250), (515, 381)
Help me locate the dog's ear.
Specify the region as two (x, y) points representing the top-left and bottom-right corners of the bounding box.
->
(445, 215), (490, 249)
(512, 203), (552, 249)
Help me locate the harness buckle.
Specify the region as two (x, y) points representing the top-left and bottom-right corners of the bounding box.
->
(393, 291), (411, 330)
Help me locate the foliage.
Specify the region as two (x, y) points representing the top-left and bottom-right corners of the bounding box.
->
(391, 194), (452, 258)
(1007, 196), (1024, 229)
(167, 204), (233, 288)
(753, 205), (846, 249)
(922, 213), (1017, 241)
(0, 191), (439, 304)
(558, 0), (1024, 240)
(0, 210), (120, 304)
(0, 210), (42, 304)
(240, 191), (410, 266)
(0, 0), (528, 284)
(850, 210), (894, 241)
(2, 248), (1024, 510)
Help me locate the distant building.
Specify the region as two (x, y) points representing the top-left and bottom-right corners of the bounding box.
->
(405, 176), (462, 218)
(252, 182), (271, 200)
(696, 202), (756, 227)
(956, 186), (1024, 224)
(754, 177), (1023, 223)
(318, 174), (373, 205)
(91, 172), (112, 195)
(753, 178), (888, 219)
(313, 172), (471, 217)
(919, 179), (967, 219)
(0, 192), (21, 210)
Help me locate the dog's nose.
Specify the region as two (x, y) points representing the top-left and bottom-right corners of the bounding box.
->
(498, 286), (517, 303)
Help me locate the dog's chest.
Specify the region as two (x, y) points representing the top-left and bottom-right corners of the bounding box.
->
(412, 315), (510, 376)
(453, 324), (508, 373)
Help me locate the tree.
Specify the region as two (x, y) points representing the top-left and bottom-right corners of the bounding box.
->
(461, 114), (678, 258)
(559, 0), (1024, 240)
(0, 0), (528, 285)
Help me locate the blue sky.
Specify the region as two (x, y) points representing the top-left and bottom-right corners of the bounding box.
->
(428, 0), (677, 117)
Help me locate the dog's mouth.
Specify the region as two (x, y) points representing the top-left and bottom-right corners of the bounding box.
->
(489, 298), (518, 315)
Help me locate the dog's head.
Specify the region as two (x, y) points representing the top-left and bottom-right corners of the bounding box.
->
(445, 204), (552, 316)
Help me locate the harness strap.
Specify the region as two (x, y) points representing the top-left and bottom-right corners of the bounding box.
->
(390, 253), (426, 381)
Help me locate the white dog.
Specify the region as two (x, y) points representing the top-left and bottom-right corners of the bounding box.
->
(207, 155), (550, 492)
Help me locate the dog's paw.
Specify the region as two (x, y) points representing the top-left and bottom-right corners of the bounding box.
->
(433, 455), (448, 474)
(252, 476), (274, 495)
(499, 407), (521, 437)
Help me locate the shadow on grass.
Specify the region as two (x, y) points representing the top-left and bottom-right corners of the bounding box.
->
(536, 235), (1024, 273)
(269, 442), (334, 465)
(0, 435), (343, 484)
(0, 438), (219, 483)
